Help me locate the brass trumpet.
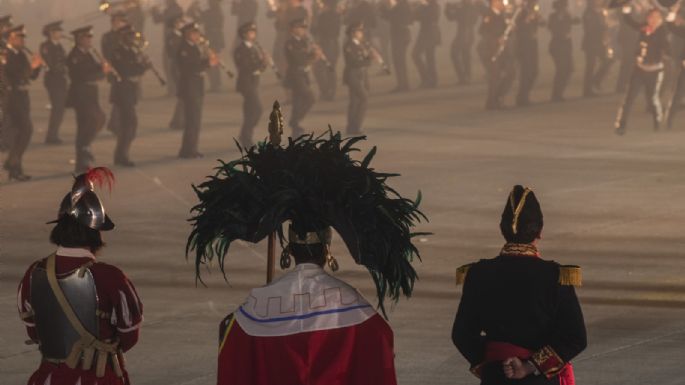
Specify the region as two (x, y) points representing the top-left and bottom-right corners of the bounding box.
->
(130, 31), (167, 86)
(198, 34), (235, 78)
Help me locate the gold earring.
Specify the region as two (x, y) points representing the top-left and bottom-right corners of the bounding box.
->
(326, 246), (339, 272)
(280, 246), (292, 269)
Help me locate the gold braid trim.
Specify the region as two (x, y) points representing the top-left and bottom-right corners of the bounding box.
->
(455, 263), (474, 286)
(509, 187), (532, 234)
(500, 243), (540, 257)
(559, 265), (582, 286)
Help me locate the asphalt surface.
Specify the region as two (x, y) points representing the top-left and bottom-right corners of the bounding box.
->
(1, 51), (685, 385)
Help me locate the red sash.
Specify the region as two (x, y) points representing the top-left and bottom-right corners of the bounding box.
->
(484, 342), (575, 385)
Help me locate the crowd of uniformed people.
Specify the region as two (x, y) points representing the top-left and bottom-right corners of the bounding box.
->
(1, 0), (684, 181)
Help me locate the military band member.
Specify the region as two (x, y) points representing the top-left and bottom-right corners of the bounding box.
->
(312, 0), (342, 101)
(343, 22), (373, 134)
(167, 16), (186, 131)
(514, 0), (542, 106)
(665, 7), (685, 129)
(18, 168), (143, 385)
(102, 12), (129, 135)
(548, 0), (577, 102)
(479, 0), (515, 110)
(381, 0), (413, 92)
(152, 0), (184, 96)
(110, 26), (149, 167)
(40, 21), (68, 145)
(453, 185), (587, 385)
(615, 7), (669, 135)
(177, 22), (220, 159)
(582, 0), (613, 97)
(0, 15), (13, 153)
(66, 26), (110, 173)
(615, 6), (641, 93)
(284, 18), (321, 137)
(444, 0), (480, 85)
(233, 22), (267, 146)
(412, 0), (441, 88)
(200, 0), (226, 93)
(268, 0), (309, 76)
(3, 25), (42, 182)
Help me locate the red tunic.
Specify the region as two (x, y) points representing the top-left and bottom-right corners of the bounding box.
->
(17, 247), (143, 385)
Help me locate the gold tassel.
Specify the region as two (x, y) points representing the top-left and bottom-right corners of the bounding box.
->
(95, 349), (107, 378)
(455, 264), (473, 286)
(558, 265), (582, 287)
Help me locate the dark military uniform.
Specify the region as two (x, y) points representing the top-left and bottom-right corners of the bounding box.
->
(3, 45), (40, 178)
(102, 28), (121, 134)
(67, 46), (106, 173)
(127, 0), (146, 33)
(167, 28), (185, 130)
(665, 17), (685, 129)
(548, 2), (576, 102)
(445, 0), (480, 84)
(453, 250), (587, 385)
(478, 8), (515, 109)
(412, 0), (441, 88)
(284, 34), (317, 136)
(582, 5), (612, 97)
(312, 1), (342, 101)
(514, 1), (541, 106)
(381, 0), (413, 92)
(152, 0), (184, 95)
(177, 38), (211, 158)
(343, 37), (372, 134)
(234, 40), (267, 145)
(40, 38), (68, 143)
(615, 14), (640, 93)
(269, 4), (309, 74)
(109, 37), (148, 166)
(201, 0), (226, 92)
(615, 12), (669, 135)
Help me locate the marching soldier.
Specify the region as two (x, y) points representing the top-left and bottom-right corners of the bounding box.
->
(233, 22), (268, 146)
(66, 26), (110, 173)
(548, 0), (578, 102)
(18, 168), (143, 385)
(412, 0), (441, 88)
(381, 0), (413, 92)
(615, 6), (669, 135)
(152, 0), (184, 96)
(615, 6), (640, 93)
(102, 12), (129, 135)
(0, 15), (12, 153)
(167, 16), (186, 130)
(665, 7), (685, 129)
(343, 22), (373, 134)
(444, 0), (480, 85)
(109, 26), (149, 167)
(268, 0), (309, 76)
(284, 18), (322, 137)
(453, 185), (587, 385)
(312, 0), (342, 101)
(582, 0), (613, 97)
(200, 0), (226, 93)
(514, 0), (542, 106)
(3, 24), (42, 182)
(40, 21), (68, 144)
(478, 0), (515, 110)
(176, 22), (220, 159)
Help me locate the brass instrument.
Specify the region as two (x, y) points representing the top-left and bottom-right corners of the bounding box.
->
(130, 31), (167, 86)
(91, 47), (122, 82)
(21, 46), (48, 72)
(363, 40), (391, 75)
(254, 41), (282, 79)
(305, 36), (334, 70)
(198, 34), (235, 78)
(492, 6), (522, 62)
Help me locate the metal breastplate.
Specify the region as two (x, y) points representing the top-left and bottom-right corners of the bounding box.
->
(30, 266), (99, 360)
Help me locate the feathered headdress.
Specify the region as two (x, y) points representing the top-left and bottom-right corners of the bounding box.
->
(186, 129), (428, 315)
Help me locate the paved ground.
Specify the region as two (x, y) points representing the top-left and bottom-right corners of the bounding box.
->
(2, 52), (685, 385)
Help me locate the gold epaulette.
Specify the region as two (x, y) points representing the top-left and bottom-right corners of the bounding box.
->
(456, 263), (474, 286)
(558, 265), (582, 287)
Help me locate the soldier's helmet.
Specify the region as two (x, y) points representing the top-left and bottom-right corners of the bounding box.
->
(48, 167), (116, 231)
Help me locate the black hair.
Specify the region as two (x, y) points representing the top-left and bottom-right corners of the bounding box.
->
(49, 216), (105, 253)
(290, 243), (326, 266)
(499, 185), (543, 244)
